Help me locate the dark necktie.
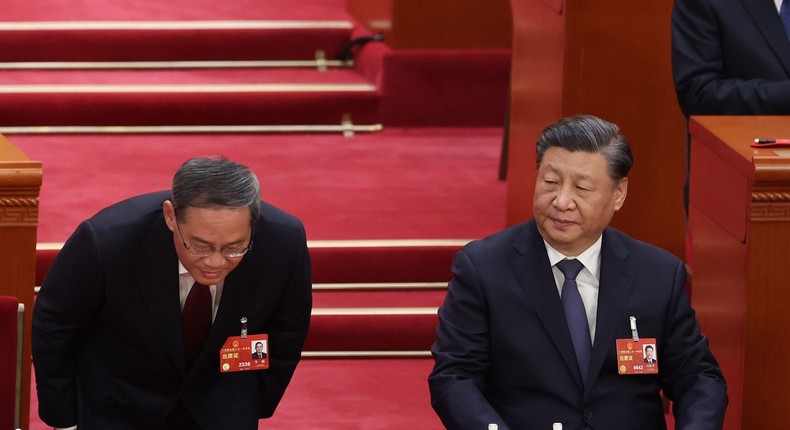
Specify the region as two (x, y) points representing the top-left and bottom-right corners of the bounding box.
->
(557, 259), (592, 384)
(182, 282), (212, 369)
(782, 1), (790, 43)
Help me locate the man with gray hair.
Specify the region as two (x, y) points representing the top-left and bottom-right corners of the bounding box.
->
(429, 115), (727, 429)
(33, 156), (312, 429)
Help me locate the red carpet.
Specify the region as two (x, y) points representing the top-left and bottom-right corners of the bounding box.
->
(28, 358), (444, 430)
(264, 358), (443, 429)
(4, 0), (351, 21)
(12, 127), (506, 243)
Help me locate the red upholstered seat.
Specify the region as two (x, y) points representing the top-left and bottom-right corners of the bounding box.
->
(0, 295), (20, 430)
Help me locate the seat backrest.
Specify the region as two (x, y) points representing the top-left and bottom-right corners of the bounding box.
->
(0, 296), (21, 430)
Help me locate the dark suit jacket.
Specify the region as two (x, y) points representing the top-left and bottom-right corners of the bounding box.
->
(252, 352), (268, 360)
(429, 220), (727, 430)
(32, 191), (312, 429)
(672, 0), (790, 115)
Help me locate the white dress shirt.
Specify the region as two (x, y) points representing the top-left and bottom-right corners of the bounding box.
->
(544, 235), (603, 343)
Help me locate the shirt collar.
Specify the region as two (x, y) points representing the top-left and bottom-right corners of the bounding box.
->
(543, 235), (603, 280)
(178, 260), (189, 276)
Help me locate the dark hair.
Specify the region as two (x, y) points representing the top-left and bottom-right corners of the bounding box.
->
(536, 114), (633, 182)
(171, 156), (261, 225)
(645, 345), (654, 351)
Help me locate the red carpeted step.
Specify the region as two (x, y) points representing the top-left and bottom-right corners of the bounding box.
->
(310, 244), (462, 284)
(36, 243), (465, 288)
(0, 67), (380, 126)
(305, 312), (439, 352)
(7, 0), (351, 22)
(0, 90), (379, 126)
(0, 22), (354, 62)
(310, 285), (446, 352)
(313, 288), (447, 309)
(0, 68), (372, 85)
(380, 49), (511, 127)
(264, 358), (444, 429)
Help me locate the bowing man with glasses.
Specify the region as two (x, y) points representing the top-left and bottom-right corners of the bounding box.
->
(32, 156), (312, 430)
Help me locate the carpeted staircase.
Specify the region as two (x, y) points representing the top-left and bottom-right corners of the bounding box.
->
(0, 19), (383, 131)
(11, 1), (511, 428)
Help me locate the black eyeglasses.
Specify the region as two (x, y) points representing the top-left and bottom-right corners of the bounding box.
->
(175, 220), (254, 259)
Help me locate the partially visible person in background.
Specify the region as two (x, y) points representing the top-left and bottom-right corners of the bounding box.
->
(672, 0), (790, 116)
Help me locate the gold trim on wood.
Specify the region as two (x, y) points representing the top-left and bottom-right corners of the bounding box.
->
(0, 124), (383, 135)
(0, 60), (349, 70)
(0, 196), (39, 225)
(37, 238), (471, 251)
(0, 83), (377, 93)
(751, 202), (790, 222)
(312, 307), (438, 316)
(752, 191), (790, 203)
(308, 239), (472, 248)
(313, 282), (447, 290)
(0, 21), (354, 31)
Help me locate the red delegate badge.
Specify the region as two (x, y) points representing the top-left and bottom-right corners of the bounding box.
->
(616, 337), (658, 375)
(220, 334), (269, 373)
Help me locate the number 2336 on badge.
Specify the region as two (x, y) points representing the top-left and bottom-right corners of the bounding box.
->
(616, 338), (658, 375)
(220, 334), (269, 373)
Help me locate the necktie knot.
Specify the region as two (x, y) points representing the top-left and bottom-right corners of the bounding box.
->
(556, 259), (584, 281)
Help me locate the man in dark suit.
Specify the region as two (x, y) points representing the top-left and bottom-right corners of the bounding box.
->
(252, 341), (268, 361)
(429, 115), (727, 429)
(32, 157), (312, 430)
(672, 0), (790, 116)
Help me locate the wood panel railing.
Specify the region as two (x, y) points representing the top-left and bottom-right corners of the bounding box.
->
(506, 0), (686, 258)
(0, 134), (42, 430)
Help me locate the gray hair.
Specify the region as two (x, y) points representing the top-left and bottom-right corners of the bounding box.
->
(536, 114), (633, 182)
(171, 156), (261, 225)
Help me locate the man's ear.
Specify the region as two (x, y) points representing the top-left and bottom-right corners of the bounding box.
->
(614, 177), (628, 211)
(163, 200), (176, 232)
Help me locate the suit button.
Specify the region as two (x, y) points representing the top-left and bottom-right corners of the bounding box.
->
(583, 409), (593, 419)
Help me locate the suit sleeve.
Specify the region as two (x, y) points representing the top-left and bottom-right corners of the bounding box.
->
(255, 223), (312, 418)
(671, 0), (790, 115)
(428, 250), (511, 430)
(660, 260), (728, 429)
(32, 221), (106, 428)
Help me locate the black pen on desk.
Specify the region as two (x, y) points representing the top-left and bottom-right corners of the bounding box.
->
(754, 138), (790, 144)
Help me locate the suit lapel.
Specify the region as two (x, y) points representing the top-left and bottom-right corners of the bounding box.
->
(135, 217), (187, 375)
(742, 0), (790, 75)
(508, 220), (585, 390)
(585, 229), (635, 396)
